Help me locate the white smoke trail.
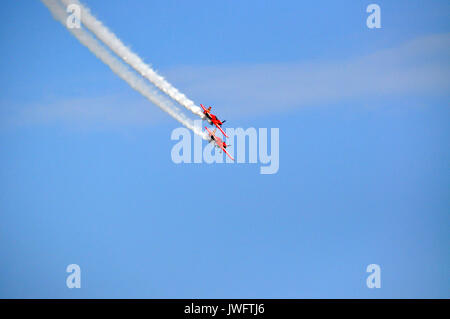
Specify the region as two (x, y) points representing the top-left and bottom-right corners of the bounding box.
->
(60, 0), (205, 118)
(41, 0), (207, 139)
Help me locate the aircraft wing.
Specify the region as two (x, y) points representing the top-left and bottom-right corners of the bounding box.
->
(204, 126), (213, 136)
(200, 104), (207, 112)
(214, 122), (228, 138)
(222, 147), (234, 161)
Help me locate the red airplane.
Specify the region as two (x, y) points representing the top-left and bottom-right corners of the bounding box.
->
(205, 126), (234, 161)
(200, 104), (228, 138)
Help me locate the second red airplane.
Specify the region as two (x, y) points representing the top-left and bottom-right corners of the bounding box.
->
(205, 126), (234, 161)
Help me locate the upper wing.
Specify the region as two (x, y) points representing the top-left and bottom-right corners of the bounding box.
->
(214, 122), (228, 138)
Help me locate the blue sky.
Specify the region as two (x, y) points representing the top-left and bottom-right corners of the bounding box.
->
(0, 0), (449, 298)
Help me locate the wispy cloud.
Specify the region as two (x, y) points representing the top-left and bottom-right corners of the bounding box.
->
(4, 33), (449, 128)
(2, 95), (168, 129)
(166, 33), (450, 116)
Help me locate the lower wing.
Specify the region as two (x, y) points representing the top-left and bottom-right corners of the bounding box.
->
(223, 148), (234, 161)
(215, 122), (228, 138)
